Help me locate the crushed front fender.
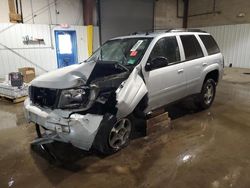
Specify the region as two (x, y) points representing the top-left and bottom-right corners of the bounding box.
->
(116, 66), (148, 119)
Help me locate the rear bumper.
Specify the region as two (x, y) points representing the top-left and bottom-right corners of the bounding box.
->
(24, 98), (103, 150)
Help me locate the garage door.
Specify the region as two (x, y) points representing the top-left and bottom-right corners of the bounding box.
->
(99, 0), (154, 43)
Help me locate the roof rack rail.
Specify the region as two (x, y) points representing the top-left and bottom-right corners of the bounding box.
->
(166, 28), (207, 33)
(130, 28), (207, 36)
(130, 29), (154, 36)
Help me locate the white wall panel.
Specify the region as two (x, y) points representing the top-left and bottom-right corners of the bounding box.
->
(201, 23), (250, 69)
(0, 0), (83, 25)
(0, 23), (99, 78)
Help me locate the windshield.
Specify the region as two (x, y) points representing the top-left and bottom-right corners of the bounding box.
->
(86, 38), (152, 66)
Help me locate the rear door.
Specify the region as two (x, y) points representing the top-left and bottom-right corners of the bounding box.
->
(179, 34), (205, 95)
(199, 34), (224, 82)
(144, 36), (186, 111)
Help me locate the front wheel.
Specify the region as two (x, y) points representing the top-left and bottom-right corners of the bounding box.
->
(92, 113), (133, 155)
(195, 79), (216, 110)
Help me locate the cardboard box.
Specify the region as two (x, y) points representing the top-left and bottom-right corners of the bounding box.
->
(18, 67), (35, 83)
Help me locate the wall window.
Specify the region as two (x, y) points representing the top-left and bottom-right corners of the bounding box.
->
(180, 35), (204, 60)
(150, 36), (180, 67)
(199, 35), (220, 55)
(58, 34), (72, 54)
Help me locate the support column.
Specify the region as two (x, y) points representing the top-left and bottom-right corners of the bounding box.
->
(83, 0), (94, 56)
(86, 25), (93, 56)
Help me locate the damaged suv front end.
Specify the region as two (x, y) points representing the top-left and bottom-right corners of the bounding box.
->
(24, 37), (151, 154)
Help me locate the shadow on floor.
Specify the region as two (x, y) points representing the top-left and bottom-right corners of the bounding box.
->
(165, 98), (200, 120)
(31, 141), (98, 172)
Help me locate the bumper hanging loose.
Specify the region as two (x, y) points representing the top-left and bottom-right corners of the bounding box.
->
(24, 98), (103, 150)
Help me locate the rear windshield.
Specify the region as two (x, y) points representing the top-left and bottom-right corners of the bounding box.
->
(199, 35), (220, 55)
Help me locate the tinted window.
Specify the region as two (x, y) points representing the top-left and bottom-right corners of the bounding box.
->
(199, 35), (220, 55)
(150, 36), (180, 66)
(180, 35), (204, 60)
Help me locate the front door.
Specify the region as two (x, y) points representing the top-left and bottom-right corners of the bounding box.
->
(143, 36), (186, 111)
(55, 30), (78, 68)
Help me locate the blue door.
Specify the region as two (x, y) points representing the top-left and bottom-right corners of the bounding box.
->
(55, 30), (78, 68)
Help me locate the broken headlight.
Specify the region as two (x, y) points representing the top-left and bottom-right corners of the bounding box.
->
(58, 88), (89, 109)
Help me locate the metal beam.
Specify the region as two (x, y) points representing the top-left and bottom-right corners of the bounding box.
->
(83, 0), (94, 25)
(183, 0), (189, 28)
(83, 0), (95, 56)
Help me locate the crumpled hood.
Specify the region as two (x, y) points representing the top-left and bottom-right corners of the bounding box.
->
(31, 62), (96, 89)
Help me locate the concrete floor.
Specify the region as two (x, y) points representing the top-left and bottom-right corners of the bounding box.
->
(0, 68), (250, 188)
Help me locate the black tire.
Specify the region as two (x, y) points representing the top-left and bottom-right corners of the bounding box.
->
(35, 124), (42, 138)
(133, 95), (148, 118)
(195, 79), (216, 110)
(92, 113), (134, 155)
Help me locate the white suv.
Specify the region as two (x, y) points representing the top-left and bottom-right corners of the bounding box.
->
(24, 29), (223, 154)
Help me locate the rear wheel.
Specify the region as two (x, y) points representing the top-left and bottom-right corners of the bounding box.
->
(195, 79), (216, 110)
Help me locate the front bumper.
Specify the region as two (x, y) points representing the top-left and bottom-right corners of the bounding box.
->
(24, 98), (103, 150)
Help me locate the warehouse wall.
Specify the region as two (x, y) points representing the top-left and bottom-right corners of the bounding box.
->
(154, 0), (182, 29)
(0, 0), (84, 25)
(0, 0), (101, 78)
(155, 0), (250, 28)
(202, 23), (250, 69)
(188, 0), (250, 27)
(154, 0), (250, 69)
(0, 23), (100, 78)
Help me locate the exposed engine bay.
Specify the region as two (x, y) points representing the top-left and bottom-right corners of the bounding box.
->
(29, 61), (131, 115)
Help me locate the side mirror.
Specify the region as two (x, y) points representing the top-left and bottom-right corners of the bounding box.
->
(145, 56), (169, 71)
(145, 61), (152, 71)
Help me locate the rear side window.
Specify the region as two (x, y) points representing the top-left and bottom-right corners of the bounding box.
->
(180, 35), (204, 61)
(199, 35), (220, 55)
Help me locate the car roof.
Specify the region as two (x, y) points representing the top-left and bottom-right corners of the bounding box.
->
(111, 29), (210, 40)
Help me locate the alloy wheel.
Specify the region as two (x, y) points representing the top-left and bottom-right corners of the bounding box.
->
(108, 118), (132, 149)
(204, 83), (214, 105)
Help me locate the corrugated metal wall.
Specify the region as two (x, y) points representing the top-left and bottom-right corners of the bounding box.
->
(0, 23), (100, 78)
(201, 23), (250, 69)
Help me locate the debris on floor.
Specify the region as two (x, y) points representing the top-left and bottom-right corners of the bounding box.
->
(147, 108), (172, 134)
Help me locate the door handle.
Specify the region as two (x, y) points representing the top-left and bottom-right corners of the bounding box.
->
(178, 69), (184, 73)
(202, 63), (208, 67)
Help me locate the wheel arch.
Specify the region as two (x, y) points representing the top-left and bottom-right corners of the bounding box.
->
(198, 64), (220, 93)
(204, 69), (219, 84)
